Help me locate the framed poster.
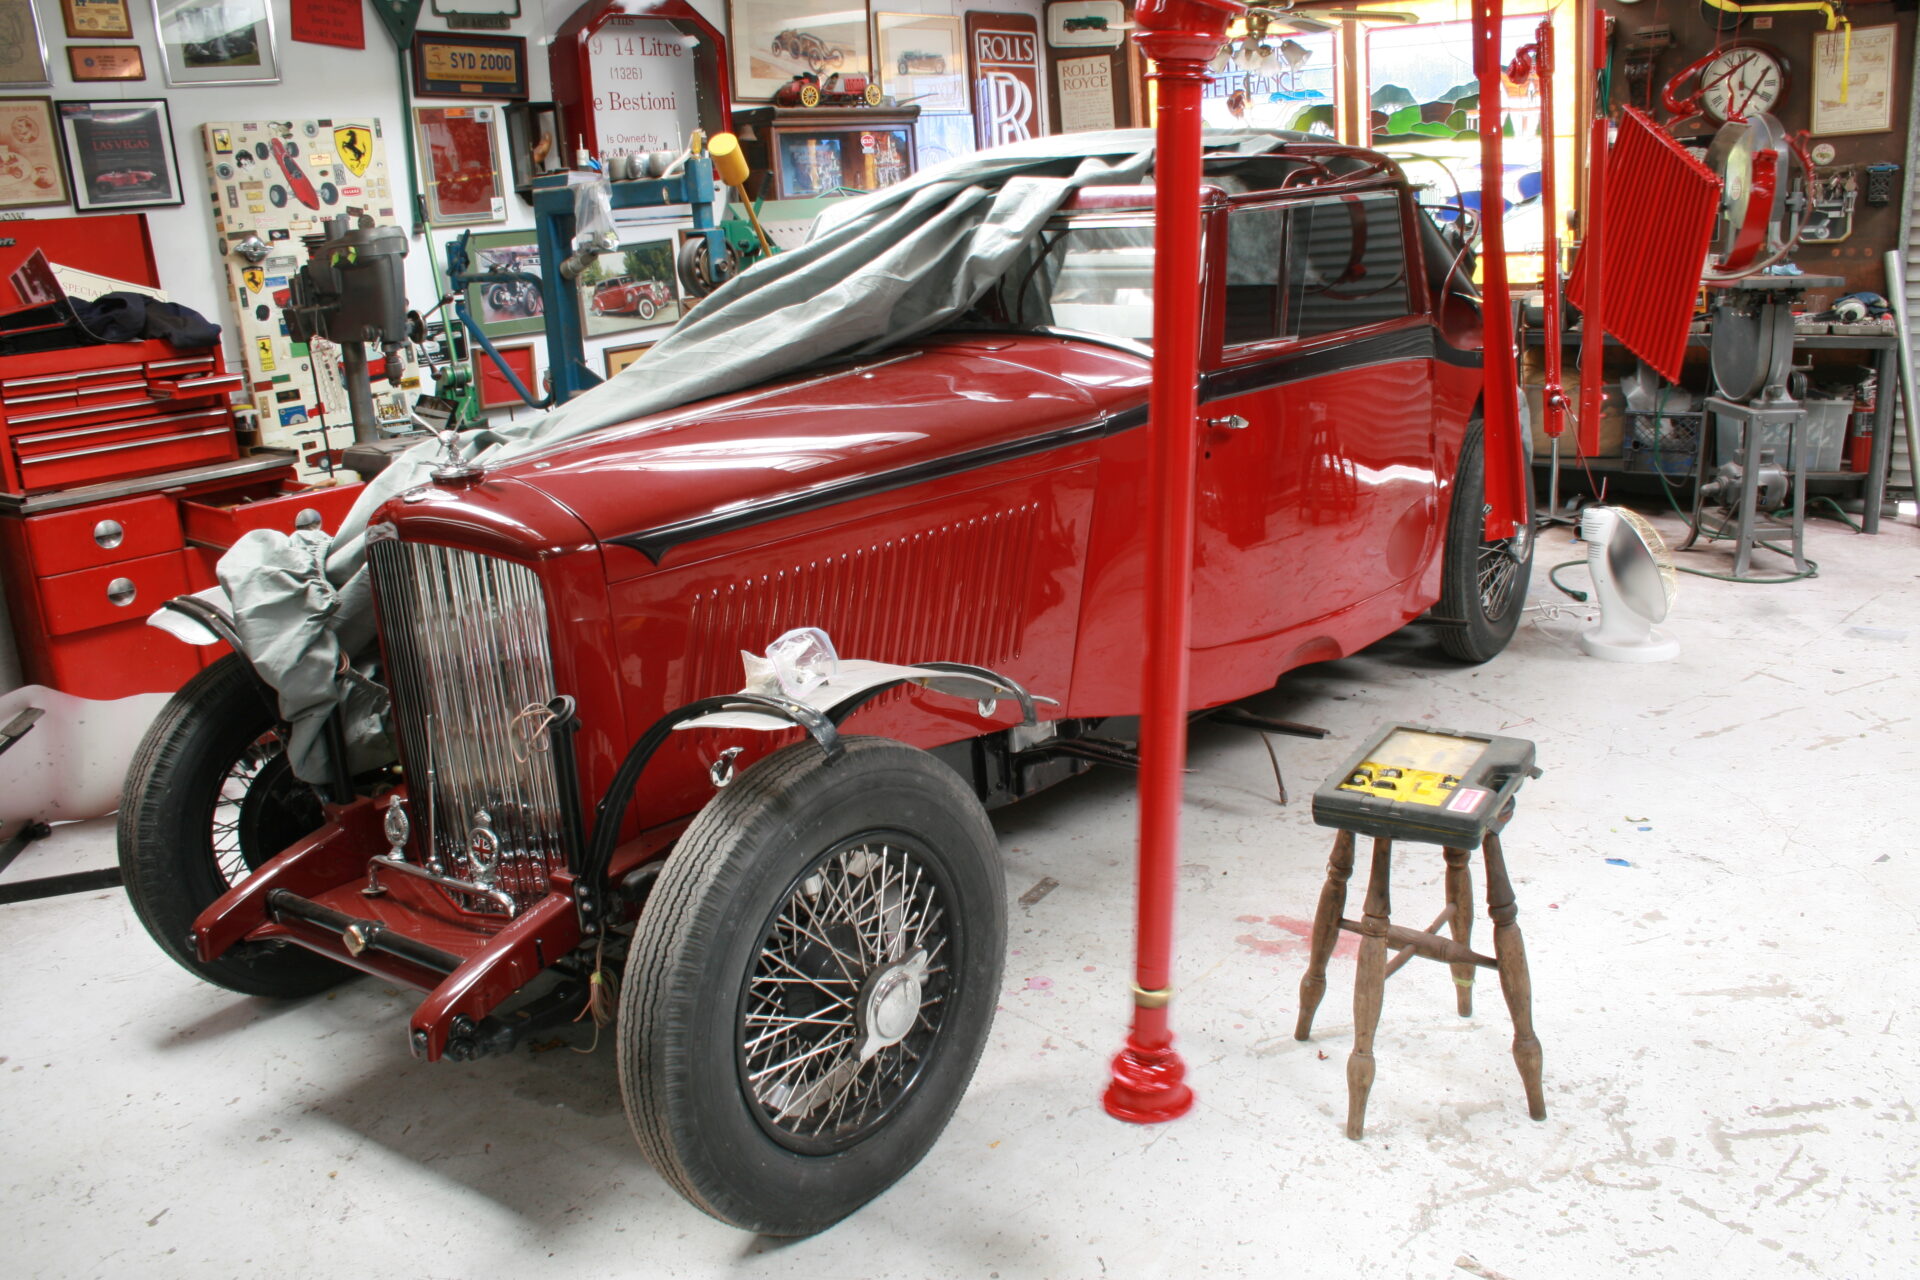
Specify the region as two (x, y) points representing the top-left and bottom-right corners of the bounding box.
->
(603, 340), (653, 378)
(290, 0), (362, 49)
(57, 98), (181, 210)
(478, 341), (539, 408)
(731, 0), (870, 100)
(1046, 0), (1124, 49)
(874, 12), (966, 114)
(0, 97), (69, 208)
(68, 45), (146, 80)
(1055, 53), (1116, 133)
(465, 229), (545, 338)
(411, 31), (528, 100)
(414, 105), (503, 224)
(62, 0), (131, 39)
(0, 0), (51, 86)
(1812, 25), (1896, 136)
(152, 0), (280, 86)
(578, 237), (679, 337)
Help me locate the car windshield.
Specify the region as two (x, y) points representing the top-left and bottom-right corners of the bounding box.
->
(969, 218), (1156, 349)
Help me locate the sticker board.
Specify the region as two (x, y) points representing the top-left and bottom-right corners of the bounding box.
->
(201, 117), (420, 480)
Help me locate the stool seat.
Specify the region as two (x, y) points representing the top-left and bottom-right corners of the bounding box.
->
(1294, 828), (1546, 1138)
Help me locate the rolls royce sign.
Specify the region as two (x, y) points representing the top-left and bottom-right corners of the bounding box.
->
(967, 12), (1043, 149)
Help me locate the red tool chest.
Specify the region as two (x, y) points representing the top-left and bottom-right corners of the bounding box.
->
(0, 452), (362, 701)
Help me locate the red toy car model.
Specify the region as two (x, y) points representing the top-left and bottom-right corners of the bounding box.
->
(588, 275), (673, 320)
(120, 142), (1531, 1237)
(92, 168), (156, 191)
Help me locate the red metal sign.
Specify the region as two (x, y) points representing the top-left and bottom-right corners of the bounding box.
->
(967, 12), (1044, 149)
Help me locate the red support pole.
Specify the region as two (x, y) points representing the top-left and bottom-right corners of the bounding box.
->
(1473, 0), (1528, 540)
(1531, 21), (1568, 441)
(1102, 0), (1241, 1126)
(1578, 7), (1608, 459)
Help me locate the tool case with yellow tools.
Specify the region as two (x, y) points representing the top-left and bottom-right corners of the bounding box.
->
(1312, 723), (1541, 844)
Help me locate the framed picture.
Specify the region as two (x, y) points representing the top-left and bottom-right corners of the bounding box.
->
(1812, 24), (1896, 136)
(67, 45), (146, 80)
(464, 229), (545, 338)
(56, 98), (181, 210)
(505, 100), (563, 200)
(577, 237), (680, 338)
(151, 0), (280, 86)
(603, 340), (653, 378)
(731, 0), (870, 100)
(0, 97), (69, 209)
(478, 341), (538, 408)
(414, 105), (503, 225)
(0, 0), (51, 86)
(411, 31), (528, 100)
(61, 0), (131, 39)
(874, 13), (966, 113)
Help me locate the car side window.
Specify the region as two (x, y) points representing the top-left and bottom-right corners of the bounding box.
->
(1288, 193), (1412, 338)
(1222, 204), (1288, 347)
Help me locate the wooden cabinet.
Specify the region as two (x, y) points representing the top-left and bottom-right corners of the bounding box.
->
(734, 107), (920, 200)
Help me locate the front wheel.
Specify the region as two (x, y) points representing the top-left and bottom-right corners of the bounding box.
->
(117, 653), (350, 997)
(619, 736), (1006, 1236)
(1435, 419), (1534, 663)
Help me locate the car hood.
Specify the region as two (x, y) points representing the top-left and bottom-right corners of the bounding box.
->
(488, 333), (1149, 564)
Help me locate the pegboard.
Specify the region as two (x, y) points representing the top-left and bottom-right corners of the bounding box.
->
(200, 118), (423, 481)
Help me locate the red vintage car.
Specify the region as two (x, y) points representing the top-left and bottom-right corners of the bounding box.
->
(119, 142), (1530, 1236)
(92, 168), (157, 192)
(588, 274), (673, 320)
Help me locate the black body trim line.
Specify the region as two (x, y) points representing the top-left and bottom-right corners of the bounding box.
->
(611, 405), (1147, 563)
(606, 324), (1478, 561)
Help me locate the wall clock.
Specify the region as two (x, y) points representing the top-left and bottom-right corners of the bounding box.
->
(1698, 42), (1789, 124)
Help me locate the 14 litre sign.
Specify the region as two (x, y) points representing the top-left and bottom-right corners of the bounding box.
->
(587, 18), (699, 155)
(968, 12), (1043, 149)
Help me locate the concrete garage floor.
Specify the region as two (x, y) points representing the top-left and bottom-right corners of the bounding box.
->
(5, 508), (1916, 1279)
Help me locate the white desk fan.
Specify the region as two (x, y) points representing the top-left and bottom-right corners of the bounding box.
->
(1578, 506), (1680, 662)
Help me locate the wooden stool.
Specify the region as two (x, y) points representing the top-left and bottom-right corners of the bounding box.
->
(1293, 827), (1546, 1138)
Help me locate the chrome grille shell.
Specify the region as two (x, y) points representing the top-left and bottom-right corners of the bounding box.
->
(368, 536), (566, 908)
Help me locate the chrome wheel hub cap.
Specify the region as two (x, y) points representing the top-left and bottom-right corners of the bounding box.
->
(856, 951), (928, 1062)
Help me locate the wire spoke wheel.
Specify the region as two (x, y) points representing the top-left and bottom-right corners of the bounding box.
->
(740, 839), (952, 1154)
(1435, 420), (1535, 663)
(622, 736), (1005, 1236)
(1476, 525), (1530, 622)
(212, 731), (318, 888)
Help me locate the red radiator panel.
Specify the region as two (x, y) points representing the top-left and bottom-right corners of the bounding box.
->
(1567, 108), (1722, 383)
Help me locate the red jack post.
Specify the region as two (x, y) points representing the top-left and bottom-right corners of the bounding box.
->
(1102, 0), (1242, 1126)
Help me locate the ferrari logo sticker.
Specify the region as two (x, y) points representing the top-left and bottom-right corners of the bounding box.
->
(255, 337), (277, 371)
(333, 126), (373, 177)
(242, 266), (264, 294)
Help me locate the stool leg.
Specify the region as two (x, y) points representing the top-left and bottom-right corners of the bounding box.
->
(1482, 832), (1546, 1121)
(1443, 846), (1474, 1018)
(1294, 829), (1356, 1041)
(1345, 837), (1392, 1139)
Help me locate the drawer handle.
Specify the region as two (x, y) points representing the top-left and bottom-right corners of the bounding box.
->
(93, 519), (125, 549)
(106, 577), (137, 607)
(295, 508), (322, 530)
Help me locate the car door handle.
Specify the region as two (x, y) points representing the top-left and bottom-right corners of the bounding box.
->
(1205, 414), (1249, 431)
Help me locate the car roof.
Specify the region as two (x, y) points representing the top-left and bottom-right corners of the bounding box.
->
(1057, 143), (1405, 214)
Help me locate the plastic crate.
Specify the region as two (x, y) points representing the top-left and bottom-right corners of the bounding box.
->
(1713, 397), (1850, 472)
(1624, 412), (1700, 475)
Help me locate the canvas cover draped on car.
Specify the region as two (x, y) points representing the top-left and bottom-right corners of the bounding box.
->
(216, 127), (1292, 780)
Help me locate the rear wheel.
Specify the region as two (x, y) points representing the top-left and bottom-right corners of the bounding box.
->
(1436, 419), (1534, 663)
(117, 653), (349, 997)
(620, 736), (1005, 1236)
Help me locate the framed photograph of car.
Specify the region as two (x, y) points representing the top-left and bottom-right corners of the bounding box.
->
(578, 237), (679, 338)
(0, 0), (52, 87)
(55, 98), (182, 210)
(151, 0), (280, 86)
(874, 12), (966, 113)
(0, 97), (68, 209)
(463, 229), (545, 339)
(731, 0), (869, 100)
(61, 0), (131, 39)
(414, 105), (504, 225)
(602, 339), (653, 378)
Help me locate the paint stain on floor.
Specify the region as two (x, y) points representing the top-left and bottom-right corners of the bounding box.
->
(1234, 915), (1359, 960)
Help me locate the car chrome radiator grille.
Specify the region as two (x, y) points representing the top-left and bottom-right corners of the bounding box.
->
(368, 539), (566, 908)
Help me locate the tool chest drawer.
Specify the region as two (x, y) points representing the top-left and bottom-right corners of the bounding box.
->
(0, 339), (240, 494)
(22, 493), (181, 576)
(36, 549), (190, 637)
(181, 478), (363, 549)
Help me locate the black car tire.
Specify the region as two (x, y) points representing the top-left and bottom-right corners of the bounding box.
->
(1435, 419), (1534, 663)
(117, 653), (350, 998)
(619, 736), (1006, 1236)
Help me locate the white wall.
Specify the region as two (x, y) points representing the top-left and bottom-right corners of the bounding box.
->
(16, 0), (1047, 407)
